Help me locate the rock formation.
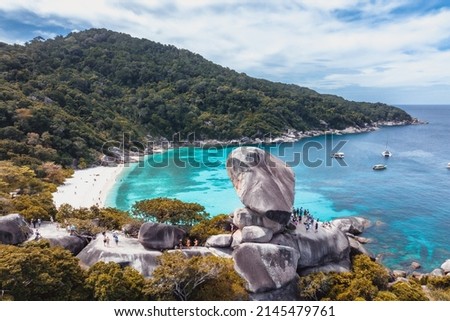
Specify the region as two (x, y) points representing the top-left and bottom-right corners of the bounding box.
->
(227, 146), (295, 218)
(138, 222), (186, 250)
(47, 235), (89, 255)
(221, 147), (354, 297)
(0, 213), (32, 245)
(233, 243), (299, 293)
(77, 234), (162, 277)
(441, 259), (450, 274)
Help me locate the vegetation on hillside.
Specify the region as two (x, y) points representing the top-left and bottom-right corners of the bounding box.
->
(0, 28), (412, 168)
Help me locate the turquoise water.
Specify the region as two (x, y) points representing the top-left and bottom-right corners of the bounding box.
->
(107, 105), (450, 272)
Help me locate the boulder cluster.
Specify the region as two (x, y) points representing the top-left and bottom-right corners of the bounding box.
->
(203, 147), (355, 295)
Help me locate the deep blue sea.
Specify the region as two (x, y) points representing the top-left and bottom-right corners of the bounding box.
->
(107, 105), (450, 272)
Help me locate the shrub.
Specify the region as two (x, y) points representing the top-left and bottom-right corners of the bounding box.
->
(389, 281), (428, 301)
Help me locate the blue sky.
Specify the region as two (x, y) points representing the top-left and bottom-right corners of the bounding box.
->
(1, 0), (450, 104)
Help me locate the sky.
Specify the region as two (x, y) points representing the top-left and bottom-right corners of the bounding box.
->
(1, 0), (450, 104)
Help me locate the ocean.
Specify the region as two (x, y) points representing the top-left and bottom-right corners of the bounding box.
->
(106, 105), (450, 272)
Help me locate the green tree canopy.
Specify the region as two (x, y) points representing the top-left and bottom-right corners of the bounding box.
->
(144, 251), (247, 301)
(131, 197), (208, 227)
(85, 261), (145, 301)
(0, 241), (88, 300)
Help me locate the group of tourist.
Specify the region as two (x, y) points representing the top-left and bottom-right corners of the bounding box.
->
(291, 207), (320, 232)
(102, 231), (119, 247)
(175, 238), (199, 249)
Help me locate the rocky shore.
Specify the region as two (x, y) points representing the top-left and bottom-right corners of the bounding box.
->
(189, 118), (426, 147)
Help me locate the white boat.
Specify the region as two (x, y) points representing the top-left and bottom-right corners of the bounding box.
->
(381, 139), (392, 157)
(373, 164), (387, 170)
(382, 150), (392, 157)
(331, 152), (345, 159)
(447, 162), (450, 169)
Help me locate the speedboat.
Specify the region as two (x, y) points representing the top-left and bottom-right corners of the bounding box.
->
(382, 150), (392, 157)
(373, 164), (387, 170)
(447, 162), (450, 169)
(331, 152), (345, 159)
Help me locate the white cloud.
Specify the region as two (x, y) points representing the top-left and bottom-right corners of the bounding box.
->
(0, 0), (449, 103)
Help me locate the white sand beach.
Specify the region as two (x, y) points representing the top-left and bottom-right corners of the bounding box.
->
(52, 165), (125, 209)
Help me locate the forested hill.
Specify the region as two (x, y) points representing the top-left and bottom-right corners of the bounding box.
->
(0, 28), (411, 166)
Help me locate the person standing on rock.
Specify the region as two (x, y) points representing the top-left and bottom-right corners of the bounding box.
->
(113, 232), (119, 246)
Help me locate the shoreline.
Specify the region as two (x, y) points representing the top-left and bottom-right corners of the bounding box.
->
(52, 164), (126, 209)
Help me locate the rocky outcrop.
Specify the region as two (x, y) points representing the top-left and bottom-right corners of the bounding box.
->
(348, 237), (374, 259)
(249, 277), (299, 301)
(77, 234), (162, 277)
(205, 234), (232, 248)
(411, 261), (421, 270)
(233, 243), (299, 293)
(0, 213), (32, 245)
(392, 270), (407, 278)
(241, 226), (273, 243)
(138, 222), (186, 250)
(298, 260), (351, 276)
(232, 207), (284, 233)
(430, 268), (444, 276)
(226, 147), (295, 216)
(332, 217), (370, 235)
(441, 259), (450, 274)
(47, 235), (89, 255)
(270, 225), (350, 270)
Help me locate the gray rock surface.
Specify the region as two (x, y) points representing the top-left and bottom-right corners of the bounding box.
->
(270, 224), (350, 269)
(241, 226), (273, 243)
(138, 222), (186, 250)
(411, 261), (421, 270)
(47, 235), (89, 255)
(231, 229), (242, 248)
(348, 237), (374, 259)
(232, 207), (284, 233)
(332, 217), (370, 235)
(440, 259), (450, 274)
(298, 259), (351, 276)
(249, 277), (299, 301)
(0, 213), (32, 245)
(392, 270), (407, 278)
(226, 147), (295, 216)
(430, 268), (444, 277)
(233, 243), (299, 293)
(77, 233), (162, 277)
(205, 234), (232, 248)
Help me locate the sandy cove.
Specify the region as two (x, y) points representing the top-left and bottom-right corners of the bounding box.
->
(52, 165), (125, 209)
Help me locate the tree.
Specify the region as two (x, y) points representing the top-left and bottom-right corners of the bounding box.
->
(0, 241), (88, 300)
(131, 198), (208, 227)
(145, 251), (224, 301)
(189, 214), (231, 244)
(191, 257), (248, 301)
(85, 261), (145, 301)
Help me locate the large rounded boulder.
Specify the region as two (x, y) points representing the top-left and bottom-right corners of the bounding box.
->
(233, 243), (299, 293)
(226, 147), (295, 222)
(47, 235), (90, 255)
(0, 213), (32, 245)
(138, 222), (186, 250)
(77, 233), (162, 277)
